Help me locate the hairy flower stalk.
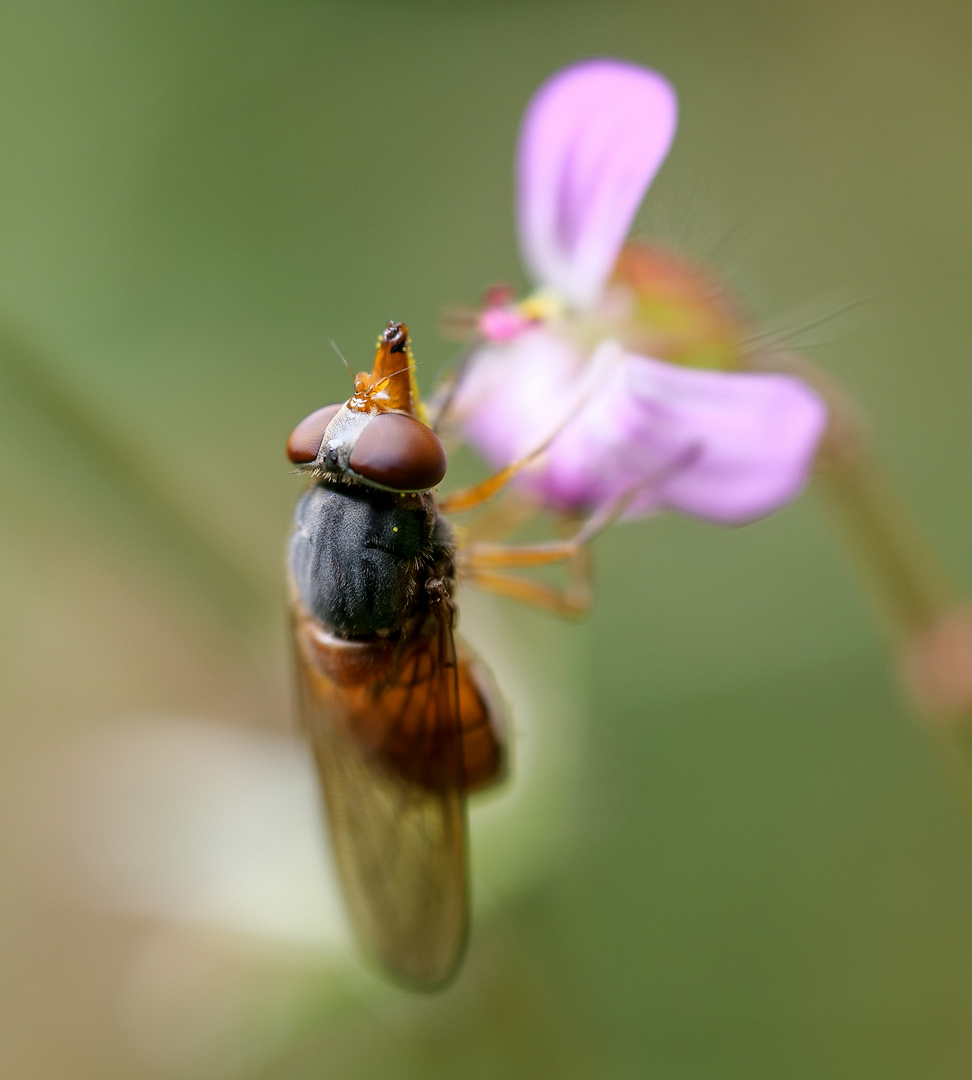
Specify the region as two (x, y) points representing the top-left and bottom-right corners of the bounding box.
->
(788, 355), (972, 770)
(449, 58), (972, 776)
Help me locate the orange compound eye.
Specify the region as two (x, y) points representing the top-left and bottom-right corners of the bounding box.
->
(349, 412), (447, 492)
(287, 404), (342, 464)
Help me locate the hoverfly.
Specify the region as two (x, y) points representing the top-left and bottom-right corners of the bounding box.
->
(286, 322), (594, 990)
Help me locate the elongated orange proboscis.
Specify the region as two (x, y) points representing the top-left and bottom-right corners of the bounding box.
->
(348, 321), (425, 421)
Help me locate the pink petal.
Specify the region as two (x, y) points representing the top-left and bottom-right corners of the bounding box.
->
(456, 339), (827, 526)
(518, 60), (678, 308)
(641, 362), (827, 523)
(452, 328), (587, 464)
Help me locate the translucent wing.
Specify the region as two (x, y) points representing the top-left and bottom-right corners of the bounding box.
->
(292, 597), (487, 991)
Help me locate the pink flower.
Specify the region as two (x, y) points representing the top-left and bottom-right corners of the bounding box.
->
(453, 59), (827, 525)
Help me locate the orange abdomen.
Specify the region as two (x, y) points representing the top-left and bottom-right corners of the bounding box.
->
(297, 613), (505, 793)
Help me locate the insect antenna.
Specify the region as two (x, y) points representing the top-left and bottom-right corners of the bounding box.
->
(372, 363), (424, 393)
(330, 340), (356, 386)
(378, 362), (420, 382)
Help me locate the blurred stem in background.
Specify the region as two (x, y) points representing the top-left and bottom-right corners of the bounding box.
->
(0, 323), (274, 636)
(776, 352), (972, 792)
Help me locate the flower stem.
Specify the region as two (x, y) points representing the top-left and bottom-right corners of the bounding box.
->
(813, 438), (950, 640)
(765, 353), (972, 788)
(0, 324), (273, 632)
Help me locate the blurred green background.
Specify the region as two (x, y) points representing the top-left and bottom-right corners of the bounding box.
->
(3, 0), (972, 1077)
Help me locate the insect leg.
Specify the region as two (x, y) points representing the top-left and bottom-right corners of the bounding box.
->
(438, 462), (533, 516)
(458, 493), (623, 570)
(427, 343), (478, 433)
(437, 406), (584, 515)
(459, 490), (539, 544)
(463, 557), (591, 618)
(458, 503), (599, 616)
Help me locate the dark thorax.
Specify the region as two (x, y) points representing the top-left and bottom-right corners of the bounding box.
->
(289, 482), (456, 640)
